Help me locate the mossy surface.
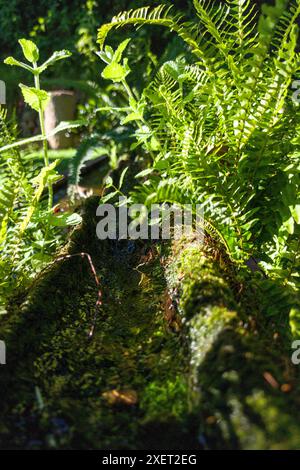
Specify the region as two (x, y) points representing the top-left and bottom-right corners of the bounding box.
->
(1, 200), (300, 449)
(0, 198), (196, 449)
(165, 239), (300, 450)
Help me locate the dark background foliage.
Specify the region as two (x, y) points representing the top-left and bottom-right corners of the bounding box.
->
(0, 1), (192, 104)
(0, 0), (277, 108)
(0, 0), (274, 60)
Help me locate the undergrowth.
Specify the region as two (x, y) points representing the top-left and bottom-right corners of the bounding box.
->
(97, 0), (300, 327)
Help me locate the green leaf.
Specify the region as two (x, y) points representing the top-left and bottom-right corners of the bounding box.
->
(241, 218), (260, 231)
(101, 191), (119, 203)
(154, 158), (170, 170)
(118, 167), (128, 189)
(291, 205), (300, 225)
(47, 120), (85, 137)
(95, 50), (110, 64)
(0, 120), (86, 153)
(121, 111), (143, 124)
(135, 168), (154, 178)
(19, 39), (39, 62)
(105, 45), (114, 59)
(113, 39), (131, 63)
(101, 62), (129, 82)
(20, 161), (58, 234)
(105, 176), (113, 187)
(4, 56), (34, 73)
(19, 84), (50, 112)
(290, 308), (300, 338)
(284, 216), (294, 235)
(38, 50), (72, 73)
(150, 136), (160, 151)
(49, 212), (82, 227)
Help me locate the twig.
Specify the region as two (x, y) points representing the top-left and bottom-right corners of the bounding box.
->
(55, 252), (102, 338)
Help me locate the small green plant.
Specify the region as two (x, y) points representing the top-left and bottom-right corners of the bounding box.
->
(3, 39), (81, 212)
(0, 39), (83, 313)
(96, 39), (160, 157)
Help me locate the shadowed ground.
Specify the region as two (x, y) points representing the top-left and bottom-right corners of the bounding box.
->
(0, 197), (300, 449)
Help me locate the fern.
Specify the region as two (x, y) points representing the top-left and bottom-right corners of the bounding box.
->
(97, 0), (300, 323)
(0, 109), (24, 247)
(0, 112), (61, 312)
(98, 5), (212, 67)
(68, 136), (104, 188)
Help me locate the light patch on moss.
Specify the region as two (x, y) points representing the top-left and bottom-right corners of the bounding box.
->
(140, 376), (189, 421)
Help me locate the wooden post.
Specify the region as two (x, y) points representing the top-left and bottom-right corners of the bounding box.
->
(44, 90), (77, 149)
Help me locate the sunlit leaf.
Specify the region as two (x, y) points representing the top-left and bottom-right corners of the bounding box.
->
(291, 205), (300, 225)
(49, 211), (82, 227)
(118, 166), (128, 189)
(135, 168), (153, 178)
(38, 50), (72, 73)
(19, 84), (50, 112)
(4, 56), (34, 73)
(0, 120), (86, 153)
(19, 38), (39, 62)
(101, 61), (129, 82)
(113, 39), (131, 63)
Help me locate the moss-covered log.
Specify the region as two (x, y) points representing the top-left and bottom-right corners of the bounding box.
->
(164, 238), (300, 450)
(0, 198), (195, 449)
(1, 195), (300, 450)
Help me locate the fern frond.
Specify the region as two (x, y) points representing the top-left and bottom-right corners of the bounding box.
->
(271, 0), (300, 54)
(19, 161), (58, 234)
(193, 0), (231, 50)
(100, 0), (300, 274)
(68, 136), (103, 187)
(97, 4), (209, 66)
(0, 182), (19, 249)
(229, 0), (258, 49)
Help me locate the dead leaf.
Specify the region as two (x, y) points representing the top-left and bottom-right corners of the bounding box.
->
(102, 389), (138, 406)
(263, 372), (279, 389)
(281, 383), (292, 393)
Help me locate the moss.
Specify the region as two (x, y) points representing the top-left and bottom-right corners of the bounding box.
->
(1, 198), (300, 449)
(166, 242), (237, 321)
(189, 305), (237, 389)
(0, 198), (196, 450)
(140, 376), (189, 420)
(164, 238), (300, 450)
